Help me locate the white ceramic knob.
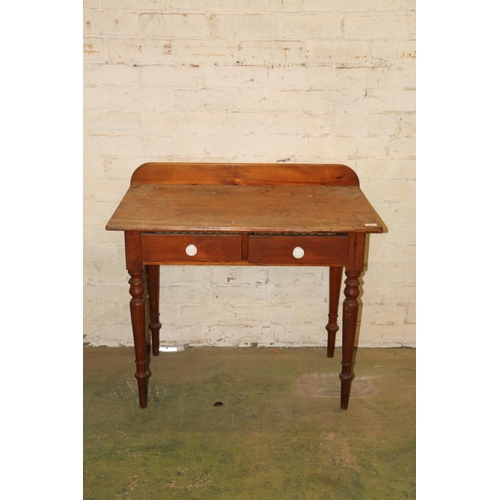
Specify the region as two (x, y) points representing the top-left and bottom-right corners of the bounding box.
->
(185, 244), (198, 256)
(292, 246), (305, 259)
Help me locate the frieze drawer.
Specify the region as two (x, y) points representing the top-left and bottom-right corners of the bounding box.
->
(141, 233), (242, 264)
(247, 234), (349, 266)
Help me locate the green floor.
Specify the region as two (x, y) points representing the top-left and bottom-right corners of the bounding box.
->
(84, 347), (415, 499)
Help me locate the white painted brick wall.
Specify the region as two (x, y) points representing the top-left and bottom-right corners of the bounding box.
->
(84, 0), (416, 349)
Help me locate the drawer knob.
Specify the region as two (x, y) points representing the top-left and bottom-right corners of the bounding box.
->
(185, 244), (198, 257)
(292, 246), (305, 259)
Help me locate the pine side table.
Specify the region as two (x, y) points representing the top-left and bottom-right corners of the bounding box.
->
(106, 163), (385, 410)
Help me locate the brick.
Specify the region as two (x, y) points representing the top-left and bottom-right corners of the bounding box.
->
(355, 137), (390, 157)
(363, 283), (415, 307)
(139, 0), (204, 10)
(233, 89), (301, 112)
(367, 305), (406, 326)
(210, 284), (268, 305)
(97, 262), (130, 284)
(401, 0), (416, 10)
(403, 265), (415, 285)
(84, 263), (101, 284)
(374, 89), (416, 111)
(172, 40), (326, 67)
(105, 87), (173, 112)
(374, 201), (415, 225)
(165, 266), (212, 285)
(93, 11), (140, 35)
(237, 302), (294, 326)
(334, 0), (401, 12)
(370, 242), (415, 265)
(211, 14), (276, 39)
(84, 0), (101, 9)
(355, 158), (415, 179)
(268, 282), (325, 304)
(371, 263), (405, 285)
(335, 112), (398, 137)
(84, 37), (105, 61)
(170, 40), (252, 65)
(84, 199), (125, 224)
(140, 65), (202, 88)
(159, 284), (211, 306)
(136, 111), (207, 134)
(369, 65), (415, 89)
(85, 321), (136, 346)
(85, 134), (145, 156)
(84, 110), (142, 132)
(106, 38), (174, 63)
(84, 176), (130, 204)
(268, 66), (334, 89)
(83, 86), (108, 110)
(85, 282), (130, 304)
(181, 306), (237, 325)
(204, 64), (268, 88)
(84, 302), (127, 327)
(149, 305), (180, 328)
(357, 324), (415, 348)
(388, 137), (416, 157)
(139, 13), (210, 38)
(371, 40), (416, 66)
(397, 112), (416, 137)
(84, 63), (139, 86)
(290, 303), (328, 324)
(361, 179), (416, 202)
(333, 66), (415, 90)
(101, 156), (150, 179)
(83, 238), (124, 265)
(333, 67), (374, 89)
(102, 0), (137, 9)
(300, 0), (335, 11)
(300, 88), (366, 113)
(295, 135), (358, 158)
(266, 112), (334, 135)
(139, 0), (304, 13)
(173, 89), (234, 111)
(210, 266), (271, 288)
(142, 135), (177, 156)
(84, 9), (93, 35)
(83, 222), (123, 246)
(277, 14), (343, 39)
(301, 40), (371, 65)
(343, 14), (414, 40)
(267, 266), (326, 287)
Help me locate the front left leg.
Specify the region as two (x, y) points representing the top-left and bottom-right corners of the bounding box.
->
(125, 231), (150, 409)
(128, 268), (150, 409)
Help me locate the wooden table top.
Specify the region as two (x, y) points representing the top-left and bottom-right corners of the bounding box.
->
(106, 183), (384, 234)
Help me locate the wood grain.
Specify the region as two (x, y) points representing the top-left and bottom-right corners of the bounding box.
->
(131, 162), (360, 187)
(247, 234), (349, 265)
(141, 233), (242, 264)
(107, 184), (383, 233)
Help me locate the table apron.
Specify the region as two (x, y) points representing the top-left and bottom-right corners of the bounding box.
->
(140, 232), (349, 266)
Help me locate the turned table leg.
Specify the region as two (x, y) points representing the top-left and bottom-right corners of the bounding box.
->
(146, 265), (161, 356)
(340, 270), (361, 410)
(326, 266), (343, 358)
(339, 233), (365, 410)
(125, 232), (150, 409)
